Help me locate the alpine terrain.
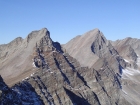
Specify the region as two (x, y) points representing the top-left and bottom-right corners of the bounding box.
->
(0, 28), (139, 105)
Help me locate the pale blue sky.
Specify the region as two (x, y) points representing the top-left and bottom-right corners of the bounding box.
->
(0, 0), (140, 44)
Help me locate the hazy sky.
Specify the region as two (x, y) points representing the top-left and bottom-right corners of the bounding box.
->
(0, 0), (140, 44)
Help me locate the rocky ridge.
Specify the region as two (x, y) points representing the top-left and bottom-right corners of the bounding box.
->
(0, 28), (132, 105)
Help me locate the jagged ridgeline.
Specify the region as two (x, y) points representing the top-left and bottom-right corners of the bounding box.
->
(0, 28), (132, 105)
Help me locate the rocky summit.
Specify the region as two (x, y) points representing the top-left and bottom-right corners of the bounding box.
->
(0, 28), (139, 105)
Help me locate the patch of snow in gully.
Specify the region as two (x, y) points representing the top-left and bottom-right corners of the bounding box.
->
(32, 62), (36, 67)
(124, 59), (129, 63)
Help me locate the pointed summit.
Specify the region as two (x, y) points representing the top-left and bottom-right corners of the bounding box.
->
(0, 28), (54, 86)
(64, 28), (109, 67)
(26, 27), (50, 43)
(64, 28), (125, 75)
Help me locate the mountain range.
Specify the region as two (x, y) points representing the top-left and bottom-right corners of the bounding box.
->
(0, 28), (140, 105)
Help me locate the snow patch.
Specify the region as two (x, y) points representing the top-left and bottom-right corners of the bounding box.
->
(124, 59), (129, 62)
(122, 68), (140, 84)
(136, 53), (140, 67)
(32, 62), (36, 67)
(123, 69), (134, 75)
(12, 88), (21, 94)
(100, 68), (103, 70)
(30, 73), (34, 77)
(122, 90), (127, 95)
(123, 68), (140, 76)
(25, 77), (29, 80)
(137, 56), (140, 65)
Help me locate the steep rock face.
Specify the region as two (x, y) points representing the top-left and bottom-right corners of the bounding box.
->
(64, 29), (100, 68)
(0, 28), (52, 86)
(64, 29), (126, 74)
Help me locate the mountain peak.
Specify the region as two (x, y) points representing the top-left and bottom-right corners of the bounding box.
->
(0, 27), (53, 86)
(25, 28), (51, 46)
(40, 27), (48, 31)
(38, 27), (49, 36)
(84, 28), (100, 36)
(89, 28), (100, 32)
(6, 37), (23, 46)
(64, 28), (109, 67)
(93, 28), (100, 32)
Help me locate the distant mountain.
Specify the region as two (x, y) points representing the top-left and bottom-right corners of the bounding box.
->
(64, 29), (140, 105)
(64, 29), (126, 74)
(111, 38), (140, 105)
(110, 37), (140, 68)
(0, 28), (135, 105)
